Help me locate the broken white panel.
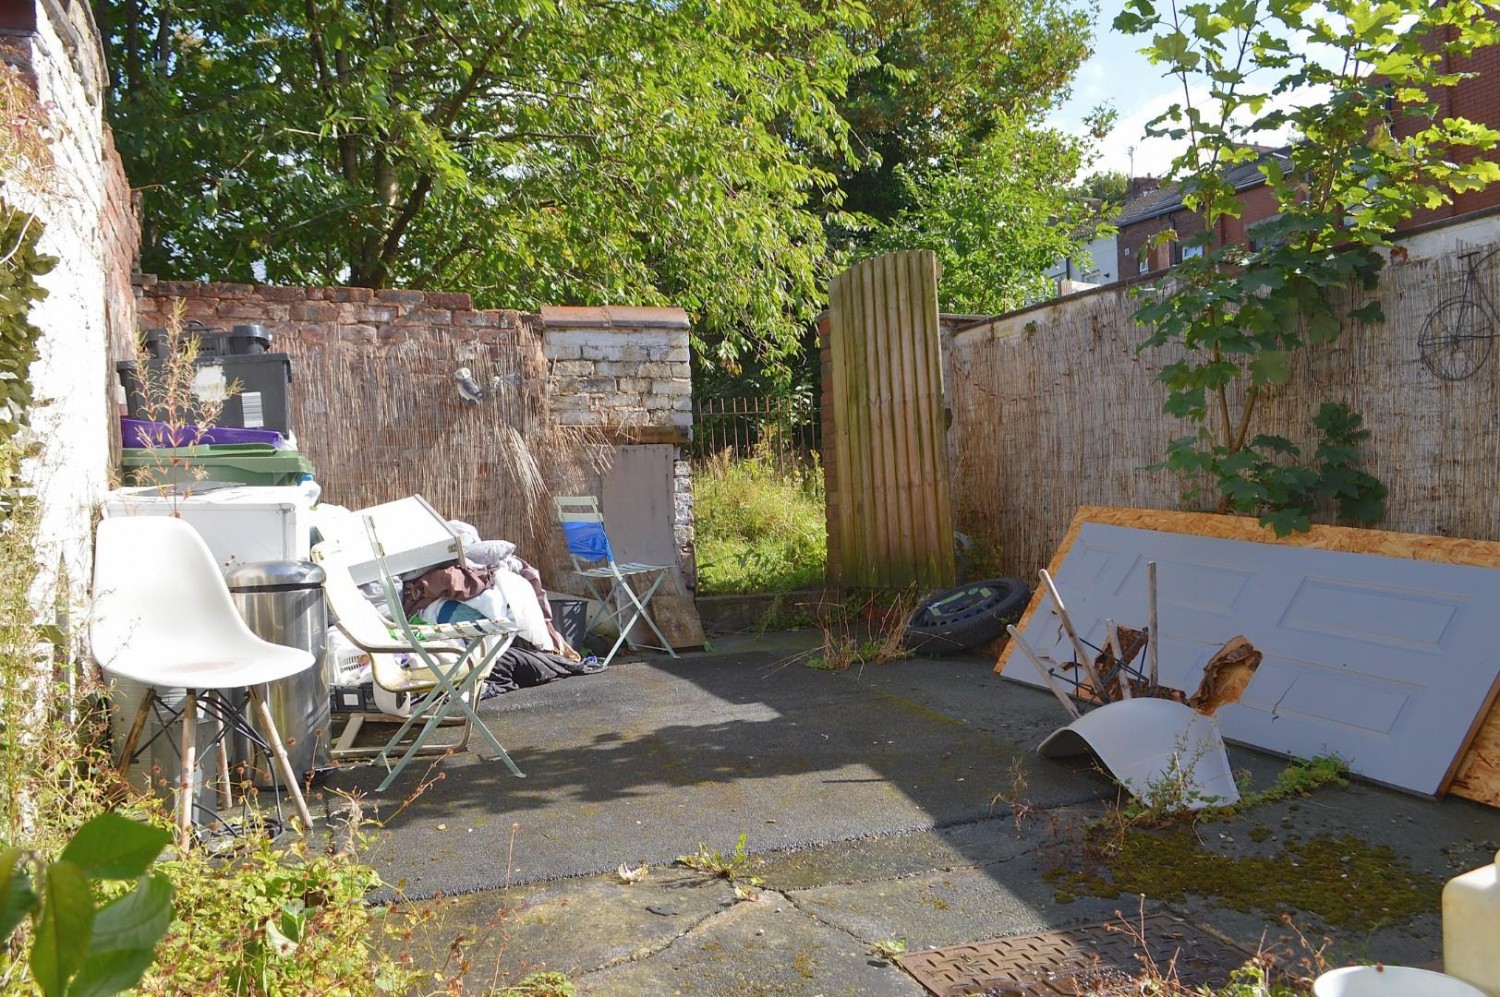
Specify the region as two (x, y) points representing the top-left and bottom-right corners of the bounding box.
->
(1039, 698), (1240, 809)
(1003, 523), (1500, 796)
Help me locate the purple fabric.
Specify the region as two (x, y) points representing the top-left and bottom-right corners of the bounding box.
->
(122, 417), (285, 449)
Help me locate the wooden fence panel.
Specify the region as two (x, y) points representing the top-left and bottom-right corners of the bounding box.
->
(826, 251), (956, 589)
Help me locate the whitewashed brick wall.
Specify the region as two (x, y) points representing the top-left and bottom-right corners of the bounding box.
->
(539, 306), (693, 431)
(1, 1), (136, 613)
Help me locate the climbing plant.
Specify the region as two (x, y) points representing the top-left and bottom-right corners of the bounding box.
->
(1119, 0), (1500, 534)
(0, 203), (53, 442)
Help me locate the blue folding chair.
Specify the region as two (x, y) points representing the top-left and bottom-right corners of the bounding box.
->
(554, 495), (678, 666)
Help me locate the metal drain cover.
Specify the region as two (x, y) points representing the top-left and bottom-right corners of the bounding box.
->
(897, 912), (1249, 996)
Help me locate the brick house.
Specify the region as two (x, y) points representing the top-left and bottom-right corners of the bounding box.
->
(1114, 151), (1288, 280)
(1392, 4), (1500, 228)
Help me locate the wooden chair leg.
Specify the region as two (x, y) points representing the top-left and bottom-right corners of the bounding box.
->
(249, 686), (313, 833)
(177, 690), (197, 849)
(214, 692), (234, 812)
(116, 686), (158, 779)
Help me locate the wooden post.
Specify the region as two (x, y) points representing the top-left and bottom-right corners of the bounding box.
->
(177, 691), (197, 849)
(250, 686), (314, 833)
(1147, 561), (1160, 687)
(1007, 625), (1080, 719)
(1039, 569), (1107, 700)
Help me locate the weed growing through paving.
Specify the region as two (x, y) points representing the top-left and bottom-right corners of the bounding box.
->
(801, 588), (920, 671)
(870, 938), (907, 962)
(1100, 899), (1329, 996)
(675, 832), (766, 892)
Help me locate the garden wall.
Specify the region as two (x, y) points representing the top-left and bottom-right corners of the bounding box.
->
(1, 0), (140, 612)
(946, 218), (1500, 579)
(134, 285), (698, 588)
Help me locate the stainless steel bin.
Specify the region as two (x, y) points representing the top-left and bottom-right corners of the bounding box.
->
(227, 561), (331, 786)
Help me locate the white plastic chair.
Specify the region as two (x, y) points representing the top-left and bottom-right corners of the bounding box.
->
(91, 516), (315, 844)
(554, 495), (677, 666)
(312, 521), (525, 791)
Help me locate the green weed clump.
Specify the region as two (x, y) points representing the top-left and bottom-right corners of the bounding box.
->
(693, 451), (825, 595)
(139, 832), (415, 994)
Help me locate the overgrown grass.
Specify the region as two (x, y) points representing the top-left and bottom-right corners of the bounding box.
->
(693, 450), (826, 595)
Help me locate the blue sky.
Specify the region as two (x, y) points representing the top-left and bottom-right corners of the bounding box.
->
(1047, 0), (1189, 180)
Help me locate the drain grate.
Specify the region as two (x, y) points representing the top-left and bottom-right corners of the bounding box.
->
(897, 912), (1250, 996)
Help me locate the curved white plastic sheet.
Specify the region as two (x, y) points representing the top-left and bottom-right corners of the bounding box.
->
(1038, 698), (1240, 810)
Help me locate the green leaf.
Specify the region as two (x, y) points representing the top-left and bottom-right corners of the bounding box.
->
(1261, 508), (1311, 537)
(65, 949), (158, 997)
(1248, 349), (1290, 385)
(31, 861), (95, 997)
(0, 847), (37, 941)
(59, 814), (170, 880)
(66, 874), (173, 997)
(85, 873), (172, 955)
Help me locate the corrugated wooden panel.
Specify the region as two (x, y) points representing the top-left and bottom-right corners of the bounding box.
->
(996, 506), (1500, 807)
(826, 251), (956, 589)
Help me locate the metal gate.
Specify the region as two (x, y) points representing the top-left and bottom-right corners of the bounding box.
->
(824, 250), (955, 589)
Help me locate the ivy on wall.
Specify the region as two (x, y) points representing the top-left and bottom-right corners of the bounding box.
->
(0, 202), (55, 490)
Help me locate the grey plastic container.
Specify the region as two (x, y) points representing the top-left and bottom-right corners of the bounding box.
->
(226, 561), (331, 786)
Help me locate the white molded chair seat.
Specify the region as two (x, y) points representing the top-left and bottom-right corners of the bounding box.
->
(91, 515), (315, 843)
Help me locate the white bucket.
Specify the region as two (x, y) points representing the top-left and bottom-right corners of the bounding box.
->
(1314, 966), (1487, 997)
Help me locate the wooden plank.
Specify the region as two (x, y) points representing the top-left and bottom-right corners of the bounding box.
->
(996, 505), (1500, 806)
(891, 252), (922, 583)
(826, 270), (858, 586)
(867, 254), (895, 587)
(914, 252), (956, 584)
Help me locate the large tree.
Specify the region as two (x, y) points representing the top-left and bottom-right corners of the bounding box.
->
(827, 0), (1094, 235)
(97, 0), (874, 368)
(866, 112), (1106, 314)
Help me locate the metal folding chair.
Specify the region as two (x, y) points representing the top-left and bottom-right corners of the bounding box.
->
(554, 495), (678, 666)
(311, 518), (526, 792)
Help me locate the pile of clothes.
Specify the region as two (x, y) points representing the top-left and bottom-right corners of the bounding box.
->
(380, 519), (602, 699)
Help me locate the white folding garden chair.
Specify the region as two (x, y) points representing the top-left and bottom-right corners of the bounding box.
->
(311, 518), (525, 792)
(554, 495), (677, 667)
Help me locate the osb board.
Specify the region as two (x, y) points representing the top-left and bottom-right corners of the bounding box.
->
(995, 506), (1500, 807)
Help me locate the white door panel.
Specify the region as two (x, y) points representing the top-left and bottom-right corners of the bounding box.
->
(1003, 523), (1500, 795)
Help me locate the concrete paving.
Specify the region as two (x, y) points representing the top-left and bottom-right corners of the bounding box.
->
(321, 632), (1500, 995)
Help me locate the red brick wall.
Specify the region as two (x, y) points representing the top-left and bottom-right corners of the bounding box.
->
(1394, 11), (1500, 227)
(1115, 209), (1209, 280)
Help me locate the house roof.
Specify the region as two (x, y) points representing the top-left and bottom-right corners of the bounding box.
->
(1115, 149), (1292, 227)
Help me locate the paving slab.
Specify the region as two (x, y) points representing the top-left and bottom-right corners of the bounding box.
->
(334, 634), (1500, 995)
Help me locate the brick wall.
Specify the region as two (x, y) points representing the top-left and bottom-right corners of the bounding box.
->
(1115, 209), (1209, 279)
(538, 306), (693, 435)
(1, 0), (138, 618)
(135, 281), (565, 557)
(1395, 10), (1500, 228)
(136, 284), (701, 591)
(538, 306), (696, 589)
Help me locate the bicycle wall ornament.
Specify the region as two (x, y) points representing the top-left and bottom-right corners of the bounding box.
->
(1418, 247), (1500, 382)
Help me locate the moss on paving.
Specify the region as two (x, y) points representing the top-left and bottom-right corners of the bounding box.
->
(1048, 826), (1438, 932)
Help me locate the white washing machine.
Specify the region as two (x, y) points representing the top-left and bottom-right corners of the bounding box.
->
(101, 483), (315, 571)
